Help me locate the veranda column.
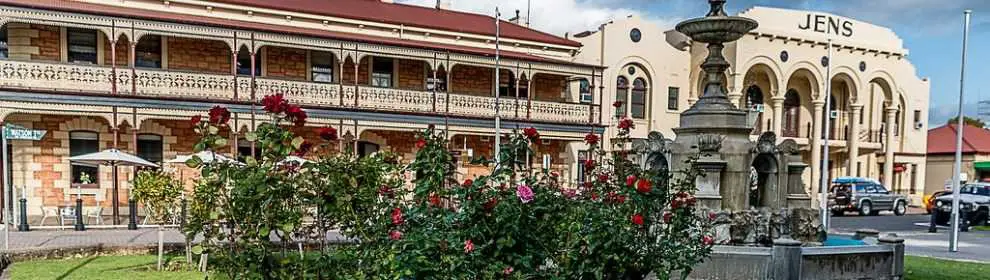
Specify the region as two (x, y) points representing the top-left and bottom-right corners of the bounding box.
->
(883, 106), (897, 187)
(810, 100), (825, 205)
(771, 95), (784, 137)
(848, 104), (863, 177)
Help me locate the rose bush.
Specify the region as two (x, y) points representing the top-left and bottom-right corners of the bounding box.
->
(184, 94), (713, 279)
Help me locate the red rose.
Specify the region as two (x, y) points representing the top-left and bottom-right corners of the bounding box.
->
(615, 195), (626, 204)
(190, 115), (202, 125)
(261, 93), (288, 114)
(631, 214), (644, 226)
(464, 239), (475, 253)
(686, 195), (697, 206)
(617, 118), (635, 130)
(590, 193), (599, 200)
(597, 174), (609, 183)
(636, 179), (652, 194)
(709, 212), (717, 221)
(317, 127), (338, 141)
(612, 100), (623, 108)
(522, 127), (539, 141)
(389, 230), (403, 240)
(663, 211), (673, 223)
(702, 235), (714, 246)
(378, 186), (394, 198)
(483, 198), (499, 211)
(583, 159), (595, 171)
(428, 194), (441, 207)
(462, 179), (473, 188)
(626, 175), (637, 187)
(285, 105), (306, 126)
(671, 199), (682, 209)
(415, 139), (427, 149)
(391, 207), (404, 225)
(584, 133), (600, 145)
(208, 106), (231, 125)
(582, 181), (593, 191)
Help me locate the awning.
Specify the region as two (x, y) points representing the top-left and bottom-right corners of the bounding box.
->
(975, 161), (990, 171)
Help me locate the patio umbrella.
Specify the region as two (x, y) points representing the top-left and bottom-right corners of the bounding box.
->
(69, 148), (158, 225)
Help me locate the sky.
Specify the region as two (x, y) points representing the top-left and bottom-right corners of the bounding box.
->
(398, 0), (990, 126)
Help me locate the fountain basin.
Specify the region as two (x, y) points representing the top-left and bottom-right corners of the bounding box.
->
(675, 17), (758, 44)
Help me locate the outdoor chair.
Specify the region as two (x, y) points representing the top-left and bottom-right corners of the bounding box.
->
(38, 206), (59, 226)
(58, 207), (78, 229)
(85, 207), (104, 225)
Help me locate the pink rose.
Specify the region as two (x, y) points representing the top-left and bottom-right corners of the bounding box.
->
(516, 184), (534, 204)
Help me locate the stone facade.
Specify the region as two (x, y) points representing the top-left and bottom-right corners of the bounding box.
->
(5, 23), (61, 61)
(450, 65), (494, 96)
(532, 74), (566, 103)
(166, 37), (231, 74)
(396, 59), (425, 90)
(264, 46), (307, 80)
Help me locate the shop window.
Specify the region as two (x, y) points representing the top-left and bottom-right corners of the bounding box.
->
(615, 76), (628, 117)
(70, 131), (99, 187)
(667, 87), (680, 110)
(579, 79), (592, 103)
(311, 51), (334, 83)
(136, 134), (163, 165)
(135, 35), (162, 68)
(0, 26), (7, 59)
(67, 28), (98, 64)
(236, 48), (261, 76)
(371, 57), (394, 88)
(631, 78), (648, 119)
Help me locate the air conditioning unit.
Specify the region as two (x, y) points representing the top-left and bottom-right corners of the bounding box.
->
(914, 122), (924, 129)
(829, 110), (839, 119)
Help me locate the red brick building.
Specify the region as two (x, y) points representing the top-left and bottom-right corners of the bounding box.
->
(0, 0), (605, 217)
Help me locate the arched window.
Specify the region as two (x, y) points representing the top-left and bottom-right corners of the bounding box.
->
(136, 134), (163, 165)
(69, 131), (99, 186)
(615, 76), (629, 117)
(236, 46), (261, 76)
(631, 78), (648, 119)
(783, 89), (801, 138)
(747, 85), (765, 134)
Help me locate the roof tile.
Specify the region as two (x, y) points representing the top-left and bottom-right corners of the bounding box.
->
(927, 124), (990, 154)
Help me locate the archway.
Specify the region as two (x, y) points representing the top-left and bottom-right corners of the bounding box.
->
(746, 85), (766, 134)
(782, 89), (801, 137)
(750, 153), (779, 208)
(785, 68), (820, 138)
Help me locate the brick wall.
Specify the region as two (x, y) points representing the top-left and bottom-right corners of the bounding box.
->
(396, 59), (425, 90)
(102, 36), (130, 66)
(6, 23), (61, 61)
(341, 57), (371, 85)
(167, 37), (231, 74)
(265, 46), (307, 80)
(450, 65), (493, 96)
(532, 74), (567, 103)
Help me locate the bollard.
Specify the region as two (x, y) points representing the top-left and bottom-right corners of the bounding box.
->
(928, 212), (937, 233)
(17, 198), (29, 231)
(128, 198), (138, 230)
(74, 198), (85, 231)
(879, 236), (905, 279)
(771, 238), (802, 280)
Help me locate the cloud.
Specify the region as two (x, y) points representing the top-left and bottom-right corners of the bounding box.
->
(396, 0), (677, 36)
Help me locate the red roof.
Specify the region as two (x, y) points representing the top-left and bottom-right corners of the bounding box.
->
(0, 0), (593, 67)
(927, 124), (990, 154)
(209, 0), (581, 47)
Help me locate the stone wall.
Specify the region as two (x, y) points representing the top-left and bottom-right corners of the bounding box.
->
(532, 74), (567, 103)
(707, 207), (824, 246)
(264, 46), (307, 80)
(396, 59), (425, 90)
(166, 37), (231, 74)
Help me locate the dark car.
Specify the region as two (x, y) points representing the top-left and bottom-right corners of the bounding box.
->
(829, 177), (909, 216)
(933, 183), (990, 226)
(924, 190), (951, 214)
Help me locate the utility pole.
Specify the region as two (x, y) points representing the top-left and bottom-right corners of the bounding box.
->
(949, 9), (971, 253)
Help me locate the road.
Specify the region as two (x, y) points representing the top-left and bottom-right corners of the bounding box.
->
(830, 211), (990, 263)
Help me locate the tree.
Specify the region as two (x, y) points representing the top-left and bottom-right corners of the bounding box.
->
(132, 169), (182, 270)
(947, 116), (986, 128)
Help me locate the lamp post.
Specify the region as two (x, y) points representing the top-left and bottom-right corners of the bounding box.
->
(949, 10), (972, 253)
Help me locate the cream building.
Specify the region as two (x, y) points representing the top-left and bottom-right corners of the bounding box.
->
(573, 7), (931, 205)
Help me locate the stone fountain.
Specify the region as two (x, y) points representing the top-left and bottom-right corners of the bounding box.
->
(660, 0), (810, 211)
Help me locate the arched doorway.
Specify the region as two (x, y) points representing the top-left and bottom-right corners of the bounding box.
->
(782, 89), (801, 137)
(746, 85), (765, 134)
(750, 153), (779, 208)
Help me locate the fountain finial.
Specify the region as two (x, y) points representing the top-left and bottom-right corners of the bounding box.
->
(707, 0), (727, 17)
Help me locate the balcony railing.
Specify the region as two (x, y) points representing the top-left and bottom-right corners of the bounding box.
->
(0, 60), (599, 125)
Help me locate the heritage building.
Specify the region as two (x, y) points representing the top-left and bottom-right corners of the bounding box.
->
(573, 7), (930, 205)
(0, 0), (605, 216)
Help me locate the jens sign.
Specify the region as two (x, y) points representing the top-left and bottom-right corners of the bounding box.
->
(798, 13), (853, 37)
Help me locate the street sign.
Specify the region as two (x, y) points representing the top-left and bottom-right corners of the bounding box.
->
(2, 125), (47, 141)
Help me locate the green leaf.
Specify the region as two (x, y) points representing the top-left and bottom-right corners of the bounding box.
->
(281, 223), (295, 233)
(193, 142), (206, 153)
(245, 156), (258, 166)
(245, 132), (258, 142)
(291, 136), (305, 149)
(190, 245), (203, 254)
(215, 138), (228, 147)
(185, 156), (203, 168)
(207, 125), (219, 135)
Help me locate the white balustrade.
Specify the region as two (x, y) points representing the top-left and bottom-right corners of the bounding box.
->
(529, 100), (592, 123)
(358, 87), (435, 113)
(134, 69), (234, 100)
(0, 60), (114, 94)
(255, 78), (340, 107)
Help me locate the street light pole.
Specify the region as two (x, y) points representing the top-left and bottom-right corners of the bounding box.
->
(819, 38), (833, 230)
(949, 9), (971, 253)
(494, 7), (502, 165)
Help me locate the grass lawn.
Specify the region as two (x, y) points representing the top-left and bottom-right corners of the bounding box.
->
(7, 255), (211, 280)
(905, 256), (990, 280)
(972, 225), (990, 231)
